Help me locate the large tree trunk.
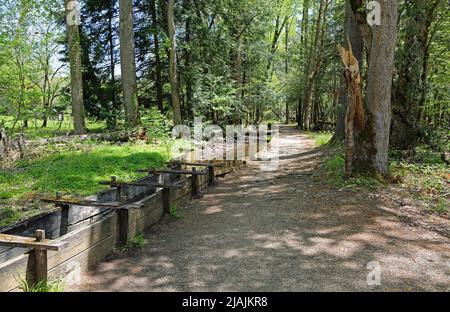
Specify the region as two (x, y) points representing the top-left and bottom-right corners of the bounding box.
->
(285, 20), (290, 124)
(354, 0), (398, 176)
(151, 0), (164, 113)
(302, 0), (329, 131)
(391, 0), (439, 148)
(167, 0), (182, 125)
(64, 0), (86, 135)
(119, 0), (140, 127)
(297, 0), (309, 129)
(184, 0), (194, 121)
(332, 0), (363, 143)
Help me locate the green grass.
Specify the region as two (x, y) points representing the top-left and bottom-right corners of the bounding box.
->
(390, 161), (449, 214)
(307, 132), (333, 146)
(16, 275), (65, 292)
(0, 117), (106, 139)
(322, 147), (449, 215)
(0, 207), (21, 228)
(0, 143), (170, 200)
(130, 233), (146, 250)
(323, 153), (383, 190)
(169, 203), (182, 219)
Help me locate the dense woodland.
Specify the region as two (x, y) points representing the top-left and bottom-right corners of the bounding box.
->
(0, 0), (449, 178)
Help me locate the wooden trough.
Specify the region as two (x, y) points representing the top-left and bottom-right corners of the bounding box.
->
(0, 138), (262, 292)
(0, 126), (278, 291)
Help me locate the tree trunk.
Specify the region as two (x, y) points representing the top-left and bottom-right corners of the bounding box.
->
(297, 0), (309, 129)
(285, 20), (290, 124)
(355, 0), (398, 177)
(184, 1), (194, 121)
(119, 0), (140, 127)
(151, 0), (164, 113)
(64, 0), (86, 135)
(167, 0), (182, 125)
(302, 0), (329, 131)
(332, 0), (363, 143)
(391, 0), (439, 148)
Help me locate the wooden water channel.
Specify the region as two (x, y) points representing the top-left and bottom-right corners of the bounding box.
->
(0, 130), (277, 291)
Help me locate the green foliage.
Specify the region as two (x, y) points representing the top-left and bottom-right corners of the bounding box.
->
(0, 207), (21, 227)
(0, 143), (170, 201)
(16, 275), (65, 293)
(169, 203), (182, 219)
(390, 160), (449, 214)
(140, 107), (171, 141)
(130, 233), (146, 250)
(323, 154), (382, 190)
(307, 132), (332, 146)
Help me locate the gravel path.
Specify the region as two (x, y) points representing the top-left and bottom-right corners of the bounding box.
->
(72, 127), (450, 292)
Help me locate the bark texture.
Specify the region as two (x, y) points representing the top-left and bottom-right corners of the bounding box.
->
(167, 0), (182, 125)
(64, 0), (86, 135)
(119, 0), (140, 126)
(354, 0), (398, 176)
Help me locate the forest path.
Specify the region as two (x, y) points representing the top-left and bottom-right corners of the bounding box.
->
(72, 126), (450, 291)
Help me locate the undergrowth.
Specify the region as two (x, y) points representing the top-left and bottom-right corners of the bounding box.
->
(322, 145), (449, 215)
(307, 132), (333, 146)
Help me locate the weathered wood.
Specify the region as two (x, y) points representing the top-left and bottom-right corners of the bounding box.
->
(191, 168), (200, 198)
(0, 233), (68, 251)
(99, 181), (181, 188)
(40, 198), (122, 208)
(168, 161), (225, 168)
(162, 188), (171, 214)
(118, 209), (129, 245)
(0, 151), (244, 291)
(34, 230), (47, 284)
(139, 169), (208, 176)
(208, 165), (216, 185)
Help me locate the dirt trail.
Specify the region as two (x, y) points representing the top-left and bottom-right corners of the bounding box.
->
(71, 126), (450, 292)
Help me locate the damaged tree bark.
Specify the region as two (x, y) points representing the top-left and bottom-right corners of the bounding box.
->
(338, 38), (364, 178)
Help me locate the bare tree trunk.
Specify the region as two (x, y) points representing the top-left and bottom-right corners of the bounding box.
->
(302, 0), (329, 131)
(285, 20), (290, 124)
(64, 0), (86, 135)
(391, 0), (440, 148)
(332, 0), (363, 143)
(297, 0), (310, 129)
(151, 0), (164, 113)
(355, 0), (398, 176)
(119, 0), (140, 127)
(167, 0), (182, 125)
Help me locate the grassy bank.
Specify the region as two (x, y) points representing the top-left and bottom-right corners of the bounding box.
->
(306, 132), (333, 146)
(321, 146), (449, 215)
(0, 141), (171, 228)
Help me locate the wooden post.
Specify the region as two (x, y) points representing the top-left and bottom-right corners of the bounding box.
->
(208, 165), (216, 186)
(191, 167), (199, 198)
(56, 191), (69, 236)
(118, 209), (129, 246)
(162, 188), (171, 214)
(34, 230), (48, 285)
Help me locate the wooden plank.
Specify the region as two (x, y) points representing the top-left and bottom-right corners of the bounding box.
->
(0, 234), (68, 251)
(40, 198), (121, 208)
(34, 249), (47, 284)
(191, 167), (200, 197)
(99, 181), (181, 188)
(0, 214), (116, 292)
(118, 209), (129, 246)
(138, 169), (208, 176)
